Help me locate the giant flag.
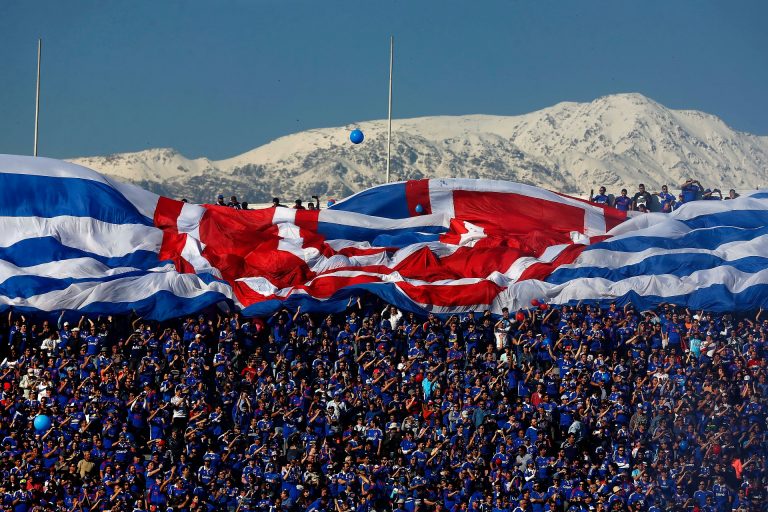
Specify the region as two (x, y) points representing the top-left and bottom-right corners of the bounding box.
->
(1, 154), (767, 319)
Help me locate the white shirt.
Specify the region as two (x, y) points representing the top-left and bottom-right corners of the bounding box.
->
(40, 337), (60, 352)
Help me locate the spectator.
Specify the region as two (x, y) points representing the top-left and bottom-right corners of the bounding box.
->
(655, 185), (675, 213)
(0, 295), (763, 511)
(614, 189), (632, 212)
(227, 195), (242, 209)
(703, 188), (723, 200)
(215, 194), (226, 206)
(681, 179), (703, 203)
(726, 189), (740, 200)
(590, 186), (610, 206)
(293, 199), (306, 210)
(632, 184), (652, 211)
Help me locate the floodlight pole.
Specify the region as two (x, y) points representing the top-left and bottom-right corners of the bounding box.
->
(385, 36), (394, 184)
(34, 38), (42, 157)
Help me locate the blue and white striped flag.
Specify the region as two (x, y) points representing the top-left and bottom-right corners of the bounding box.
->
(0, 153), (766, 319)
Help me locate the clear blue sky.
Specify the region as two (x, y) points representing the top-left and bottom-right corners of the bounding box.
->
(1, 0), (766, 160)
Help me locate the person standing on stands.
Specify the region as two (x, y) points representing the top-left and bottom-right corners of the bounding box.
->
(681, 179), (703, 203)
(614, 189), (632, 212)
(655, 185), (675, 213)
(293, 200), (306, 210)
(631, 184), (652, 211)
(673, 193), (685, 211)
(227, 196), (242, 209)
(590, 187), (610, 206)
(702, 188), (723, 200)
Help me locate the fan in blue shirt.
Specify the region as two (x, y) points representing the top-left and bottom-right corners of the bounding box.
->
(590, 186), (610, 205)
(614, 189), (632, 211)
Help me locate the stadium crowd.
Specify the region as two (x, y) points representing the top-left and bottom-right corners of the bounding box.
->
(207, 195), (323, 211)
(0, 177), (764, 512)
(208, 178), (744, 215)
(588, 180), (741, 213)
(0, 295), (766, 512)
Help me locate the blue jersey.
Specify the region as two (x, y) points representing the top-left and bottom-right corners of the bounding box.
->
(614, 195), (632, 211)
(658, 191), (675, 211)
(85, 335), (101, 355)
(682, 183), (701, 203)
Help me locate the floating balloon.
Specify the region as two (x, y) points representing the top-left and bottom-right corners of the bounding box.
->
(679, 439), (689, 451)
(350, 129), (364, 144)
(530, 299), (540, 307)
(539, 303), (549, 311)
(33, 414), (52, 432)
(252, 318), (266, 334)
(414, 373), (424, 384)
(415, 204), (424, 214)
(515, 312), (525, 322)
(327, 199), (336, 207)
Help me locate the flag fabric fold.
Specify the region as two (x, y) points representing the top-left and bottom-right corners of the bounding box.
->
(1, 154), (767, 319)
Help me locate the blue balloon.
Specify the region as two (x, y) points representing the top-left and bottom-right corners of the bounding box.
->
(415, 204), (424, 214)
(679, 439), (689, 451)
(350, 129), (364, 144)
(33, 414), (52, 432)
(327, 199), (336, 207)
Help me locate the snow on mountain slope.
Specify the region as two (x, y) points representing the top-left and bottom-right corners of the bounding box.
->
(68, 93), (768, 203)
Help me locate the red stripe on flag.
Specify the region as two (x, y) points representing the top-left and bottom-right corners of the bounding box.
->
(234, 271), (502, 308)
(397, 280), (503, 307)
(393, 245), (523, 281)
(198, 207), (279, 257)
(235, 274), (383, 304)
(154, 197), (183, 231)
(155, 198), (193, 273)
(517, 244), (588, 282)
(337, 246), (392, 257)
(294, 209), (320, 232)
(601, 206), (627, 231)
(293, 210), (330, 255)
(452, 190), (586, 239)
(553, 191), (627, 231)
(231, 280), (277, 304)
(194, 206), (316, 287)
(406, 179), (432, 216)
(157, 231), (197, 274)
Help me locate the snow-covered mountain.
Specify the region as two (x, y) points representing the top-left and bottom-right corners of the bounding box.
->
(70, 93), (768, 204)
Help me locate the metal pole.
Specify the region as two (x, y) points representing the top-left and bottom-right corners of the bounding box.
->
(385, 36), (393, 184)
(34, 38), (42, 157)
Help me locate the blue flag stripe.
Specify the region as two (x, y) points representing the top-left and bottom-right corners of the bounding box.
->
(547, 254), (768, 285)
(316, 222), (445, 245)
(0, 173), (153, 225)
(0, 237), (161, 269)
(560, 283), (768, 313)
(587, 224), (768, 253)
(329, 182), (411, 218)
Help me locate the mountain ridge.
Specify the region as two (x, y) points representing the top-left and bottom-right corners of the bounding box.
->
(69, 93), (768, 203)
